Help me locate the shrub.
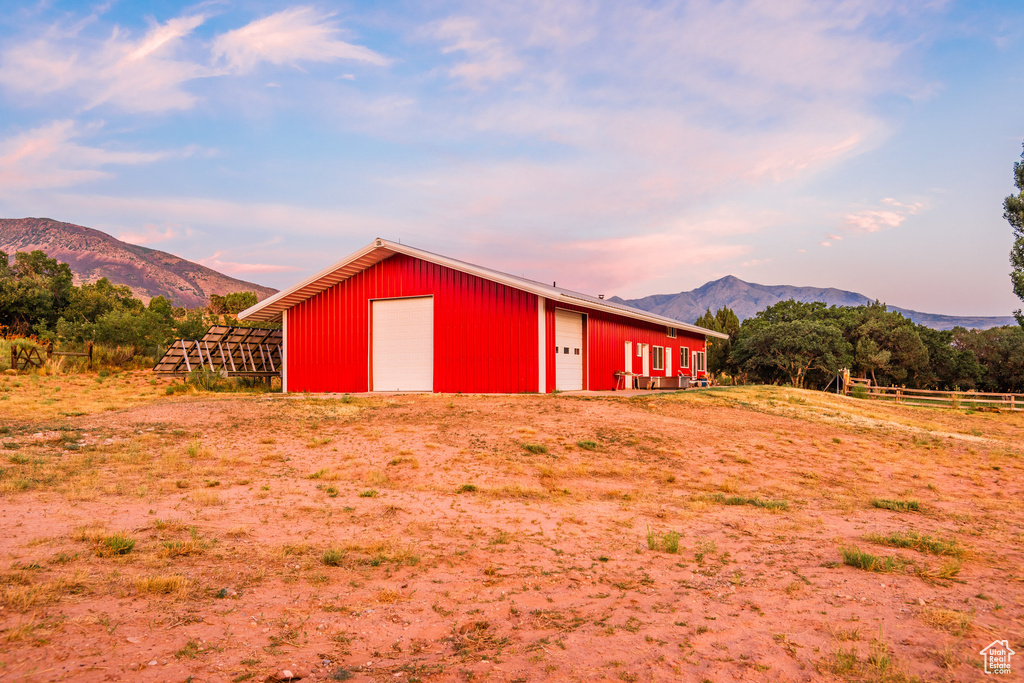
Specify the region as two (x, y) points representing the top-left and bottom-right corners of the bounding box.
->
(700, 493), (789, 511)
(872, 499), (919, 512)
(646, 527), (681, 554)
(322, 548), (345, 566)
(839, 545), (903, 573)
(576, 440), (598, 451)
(359, 489), (378, 498)
(458, 484), (478, 493)
(865, 530), (963, 557)
(521, 443), (548, 454)
(98, 532), (135, 556)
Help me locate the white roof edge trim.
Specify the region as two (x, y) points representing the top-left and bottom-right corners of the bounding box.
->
(238, 238), (730, 340)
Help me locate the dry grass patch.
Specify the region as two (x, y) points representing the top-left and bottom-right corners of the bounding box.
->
(135, 574), (193, 597)
(190, 490), (224, 506)
(919, 606), (972, 636)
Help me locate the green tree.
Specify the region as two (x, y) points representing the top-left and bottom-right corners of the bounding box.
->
(953, 326), (1024, 393)
(174, 310), (209, 339)
(61, 277), (142, 324)
(1005, 142), (1024, 327)
(92, 308), (171, 356)
(918, 326), (982, 390)
(147, 295), (174, 321)
(208, 294), (227, 315)
(733, 318), (851, 388)
(0, 250), (75, 334)
(223, 291), (258, 314)
(695, 306), (740, 376)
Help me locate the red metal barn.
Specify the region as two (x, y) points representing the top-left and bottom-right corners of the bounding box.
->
(239, 239), (728, 393)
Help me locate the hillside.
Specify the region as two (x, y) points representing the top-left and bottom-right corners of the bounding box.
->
(612, 275), (1016, 330)
(0, 217), (276, 308)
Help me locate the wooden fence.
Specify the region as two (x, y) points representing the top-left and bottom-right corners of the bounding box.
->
(9, 341), (92, 371)
(848, 384), (1023, 411)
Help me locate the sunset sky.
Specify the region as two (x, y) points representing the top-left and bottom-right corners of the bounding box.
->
(1, 0), (1022, 316)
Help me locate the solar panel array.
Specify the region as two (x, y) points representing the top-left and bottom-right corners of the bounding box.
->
(153, 326), (282, 377)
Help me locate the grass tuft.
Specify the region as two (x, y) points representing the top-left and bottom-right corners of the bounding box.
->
(97, 532), (135, 557)
(322, 548), (345, 566)
(646, 527), (681, 554)
(865, 530), (964, 557)
(872, 498), (920, 512)
(839, 545), (903, 573)
(700, 493), (789, 511)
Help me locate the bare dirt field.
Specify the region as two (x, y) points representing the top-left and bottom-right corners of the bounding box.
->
(1, 372), (1023, 682)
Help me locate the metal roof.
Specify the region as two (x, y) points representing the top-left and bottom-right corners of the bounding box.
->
(238, 238), (730, 340)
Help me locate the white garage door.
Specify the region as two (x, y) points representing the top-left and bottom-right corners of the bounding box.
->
(554, 309), (584, 391)
(372, 297), (433, 392)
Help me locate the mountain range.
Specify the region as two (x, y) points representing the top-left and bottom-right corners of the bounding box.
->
(611, 275), (1016, 330)
(0, 218), (277, 309)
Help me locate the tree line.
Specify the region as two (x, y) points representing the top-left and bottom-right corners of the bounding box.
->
(0, 249), (269, 359)
(696, 300), (1024, 393)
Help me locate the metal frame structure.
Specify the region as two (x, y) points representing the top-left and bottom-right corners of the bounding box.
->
(153, 326), (282, 378)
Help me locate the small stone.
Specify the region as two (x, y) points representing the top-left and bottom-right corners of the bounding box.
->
(918, 598), (925, 606)
(148, 660), (158, 666)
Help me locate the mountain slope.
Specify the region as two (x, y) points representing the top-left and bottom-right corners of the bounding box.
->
(0, 217), (276, 308)
(611, 275), (1016, 330)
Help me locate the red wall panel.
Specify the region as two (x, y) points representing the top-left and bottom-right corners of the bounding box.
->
(544, 299), (708, 392)
(287, 254), (539, 393)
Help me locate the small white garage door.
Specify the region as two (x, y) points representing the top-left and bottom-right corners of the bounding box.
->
(554, 309), (584, 391)
(372, 297), (433, 392)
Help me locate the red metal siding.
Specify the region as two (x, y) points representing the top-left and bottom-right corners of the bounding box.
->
(544, 299), (707, 392)
(286, 254), (539, 393)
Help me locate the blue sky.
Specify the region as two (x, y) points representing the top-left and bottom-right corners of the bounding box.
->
(1, 0), (1022, 316)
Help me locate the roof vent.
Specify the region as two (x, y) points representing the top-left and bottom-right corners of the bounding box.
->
(375, 239), (383, 247)
(598, 294), (604, 299)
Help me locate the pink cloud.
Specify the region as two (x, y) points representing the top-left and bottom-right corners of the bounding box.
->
(434, 17), (523, 89)
(212, 7), (388, 72)
(843, 197), (924, 233)
(0, 120), (173, 193)
(118, 223), (181, 245)
(0, 14), (213, 112)
(198, 251), (302, 275)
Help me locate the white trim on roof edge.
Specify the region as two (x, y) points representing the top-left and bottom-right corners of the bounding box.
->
(238, 238), (730, 340)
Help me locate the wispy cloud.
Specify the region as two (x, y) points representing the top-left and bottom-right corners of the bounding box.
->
(198, 251), (302, 275)
(844, 197), (924, 232)
(118, 222), (187, 245)
(212, 7), (389, 72)
(434, 17), (523, 89)
(0, 120), (175, 192)
(0, 13), (213, 112)
(0, 6), (386, 113)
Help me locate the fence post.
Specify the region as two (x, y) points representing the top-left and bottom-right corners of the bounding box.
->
(10, 347), (15, 372)
(86, 341), (93, 371)
(47, 340), (53, 360)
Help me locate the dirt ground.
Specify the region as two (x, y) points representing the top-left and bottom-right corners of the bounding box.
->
(1, 372), (1023, 682)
